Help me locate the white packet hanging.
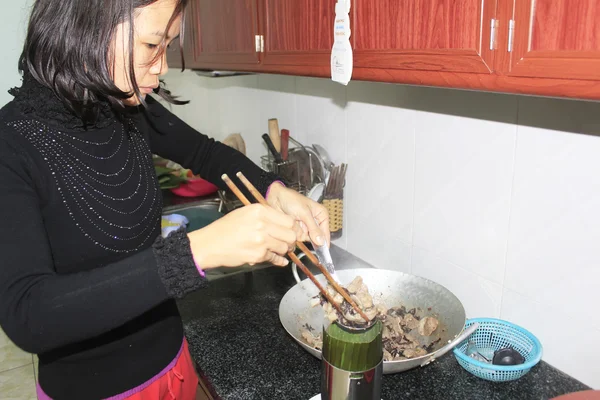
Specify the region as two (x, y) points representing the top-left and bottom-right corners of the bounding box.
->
(331, 0), (353, 85)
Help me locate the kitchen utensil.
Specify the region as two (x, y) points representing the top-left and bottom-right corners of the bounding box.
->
(234, 171), (370, 325)
(286, 137), (325, 188)
(221, 172), (370, 324)
(268, 118), (281, 153)
(324, 164), (347, 199)
(420, 322), (479, 367)
(262, 133), (283, 163)
(313, 144), (334, 171)
(314, 243), (339, 283)
(323, 164), (347, 239)
(307, 182), (325, 203)
(466, 340), (492, 363)
(453, 318), (543, 382)
(280, 268), (467, 374)
(493, 347), (525, 366)
(280, 129), (290, 161)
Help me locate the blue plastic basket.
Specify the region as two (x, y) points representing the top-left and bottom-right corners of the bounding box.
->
(453, 318), (543, 382)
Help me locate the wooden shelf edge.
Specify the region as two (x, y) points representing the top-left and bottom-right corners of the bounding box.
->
(171, 62), (600, 101)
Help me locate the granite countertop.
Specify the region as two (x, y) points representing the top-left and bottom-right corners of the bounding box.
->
(176, 247), (590, 400)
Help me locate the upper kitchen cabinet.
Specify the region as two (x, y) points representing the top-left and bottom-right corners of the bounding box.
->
(259, 0), (334, 67)
(502, 0), (600, 80)
(190, 0), (260, 65)
(174, 0), (600, 100)
(166, 3), (196, 69)
(352, 0), (498, 73)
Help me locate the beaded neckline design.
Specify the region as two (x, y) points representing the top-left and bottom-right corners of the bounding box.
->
(8, 118), (162, 253)
(9, 73), (118, 132)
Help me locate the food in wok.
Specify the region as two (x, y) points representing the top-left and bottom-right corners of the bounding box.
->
(300, 276), (441, 362)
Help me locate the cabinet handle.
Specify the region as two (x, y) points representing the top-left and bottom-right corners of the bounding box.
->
(255, 35), (264, 53)
(490, 18), (498, 50)
(508, 19), (515, 52)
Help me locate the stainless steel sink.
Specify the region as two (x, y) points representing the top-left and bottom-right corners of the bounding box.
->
(163, 199), (272, 281)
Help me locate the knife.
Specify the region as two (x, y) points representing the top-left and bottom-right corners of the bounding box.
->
(268, 118), (281, 153)
(262, 133), (283, 164)
(280, 129), (290, 161)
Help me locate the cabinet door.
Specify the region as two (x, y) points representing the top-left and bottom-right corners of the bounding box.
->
(260, 0), (335, 66)
(166, 4), (195, 70)
(503, 0), (600, 80)
(191, 0), (260, 65)
(353, 0), (498, 74)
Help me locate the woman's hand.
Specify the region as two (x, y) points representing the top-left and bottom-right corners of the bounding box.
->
(188, 204), (301, 269)
(266, 182), (330, 247)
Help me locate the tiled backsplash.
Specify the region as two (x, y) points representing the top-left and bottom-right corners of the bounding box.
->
(163, 70), (600, 388)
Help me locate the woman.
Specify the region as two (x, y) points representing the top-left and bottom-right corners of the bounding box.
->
(0, 0), (329, 398)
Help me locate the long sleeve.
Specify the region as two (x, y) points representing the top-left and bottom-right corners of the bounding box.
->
(142, 96), (281, 196)
(0, 136), (205, 354)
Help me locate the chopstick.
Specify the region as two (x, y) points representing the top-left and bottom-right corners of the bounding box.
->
(221, 174), (345, 317)
(224, 172), (370, 323)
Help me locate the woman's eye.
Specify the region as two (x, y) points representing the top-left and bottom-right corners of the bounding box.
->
(146, 43), (159, 50)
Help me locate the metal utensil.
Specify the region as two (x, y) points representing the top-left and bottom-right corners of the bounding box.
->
(420, 322), (480, 367)
(226, 172), (370, 324)
(314, 243), (340, 283)
(313, 144), (334, 171)
(466, 340), (492, 363)
(262, 133), (283, 163)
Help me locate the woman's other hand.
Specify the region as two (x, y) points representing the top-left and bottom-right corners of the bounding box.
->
(266, 182), (330, 247)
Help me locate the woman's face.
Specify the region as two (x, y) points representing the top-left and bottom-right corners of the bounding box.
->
(113, 0), (182, 106)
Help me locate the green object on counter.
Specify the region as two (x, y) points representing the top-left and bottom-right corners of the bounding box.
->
(322, 320), (383, 372)
(155, 165), (188, 190)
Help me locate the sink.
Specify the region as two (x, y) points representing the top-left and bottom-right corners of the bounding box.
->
(162, 203), (273, 281)
(163, 203), (223, 231)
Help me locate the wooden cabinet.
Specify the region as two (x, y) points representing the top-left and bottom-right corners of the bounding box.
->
(259, 0), (334, 67)
(166, 4), (195, 70)
(174, 0), (600, 101)
(353, 0), (498, 74)
(499, 0), (600, 81)
(190, 0), (260, 65)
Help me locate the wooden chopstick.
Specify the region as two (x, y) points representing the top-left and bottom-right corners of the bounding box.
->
(232, 172), (370, 323)
(221, 174), (345, 316)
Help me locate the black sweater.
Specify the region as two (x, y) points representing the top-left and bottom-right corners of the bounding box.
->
(0, 76), (277, 399)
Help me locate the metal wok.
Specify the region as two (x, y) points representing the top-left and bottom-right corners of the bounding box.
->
(278, 268), (467, 374)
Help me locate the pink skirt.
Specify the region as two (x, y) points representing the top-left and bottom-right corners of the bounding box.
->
(37, 339), (199, 400)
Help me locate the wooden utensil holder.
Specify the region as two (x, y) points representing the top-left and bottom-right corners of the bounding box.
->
(323, 194), (343, 240)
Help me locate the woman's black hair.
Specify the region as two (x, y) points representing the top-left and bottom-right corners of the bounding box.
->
(18, 0), (189, 123)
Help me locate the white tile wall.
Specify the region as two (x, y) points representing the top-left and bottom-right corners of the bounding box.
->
(346, 81), (415, 270)
(412, 247), (503, 319)
(0, 1), (33, 107)
(163, 70), (600, 388)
